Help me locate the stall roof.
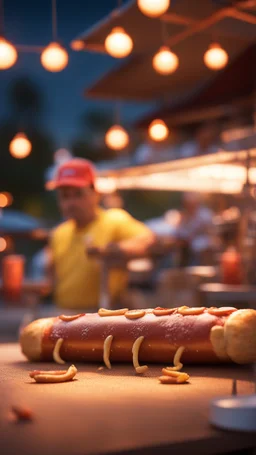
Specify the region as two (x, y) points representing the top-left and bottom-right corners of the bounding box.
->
(136, 43), (256, 128)
(96, 147), (256, 195)
(75, 0), (256, 101)
(0, 209), (49, 239)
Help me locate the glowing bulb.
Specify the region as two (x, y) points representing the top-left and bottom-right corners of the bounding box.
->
(0, 237), (7, 252)
(9, 133), (32, 159)
(153, 46), (179, 75)
(105, 27), (133, 58)
(41, 42), (69, 72)
(105, 125), (129, 150)
(149, 119), (169, 141)
(0, 37), (17, 70)
(0, 192), (13, 208)
(137, 0), (170, 17)
(204, 43), (228, 71)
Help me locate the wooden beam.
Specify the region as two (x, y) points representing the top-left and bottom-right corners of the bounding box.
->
(166, 93), (256, 126)
(168, 7), (255, 47)
(161, 12), (196, 26)
(83, 43), (106, 53)
(227, 8), (256, 24)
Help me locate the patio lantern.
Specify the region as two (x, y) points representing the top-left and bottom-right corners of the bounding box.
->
(204, 43), (228, 71)
(0, 37), (17, 70)
(105, 27), (133, 58)
(9, 133), (32, 159)
(153, 46), (179, 75)
(149, 119), (169, 141)
(137, 0), (170, 18)
(105, 125), (129, 150)
(41, 42), (68, 72)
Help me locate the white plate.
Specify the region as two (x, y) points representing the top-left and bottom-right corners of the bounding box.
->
(210, 395), (256, 432)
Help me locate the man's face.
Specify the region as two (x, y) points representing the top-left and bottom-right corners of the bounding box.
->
(57, 186), (97, 223)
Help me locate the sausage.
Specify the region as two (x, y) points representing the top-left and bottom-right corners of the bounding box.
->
(19, 307), (256, 365)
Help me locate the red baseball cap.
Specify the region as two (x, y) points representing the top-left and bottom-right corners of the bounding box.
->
(46, 158), (96, 190)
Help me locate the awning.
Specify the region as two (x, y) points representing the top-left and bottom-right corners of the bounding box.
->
(74, 0), (256, 101)
(96, 147), (256, 195)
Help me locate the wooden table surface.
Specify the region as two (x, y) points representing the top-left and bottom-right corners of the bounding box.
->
(1, 344), (256, 455)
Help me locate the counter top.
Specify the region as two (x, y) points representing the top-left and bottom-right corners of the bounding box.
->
(1, 344), (256, 455)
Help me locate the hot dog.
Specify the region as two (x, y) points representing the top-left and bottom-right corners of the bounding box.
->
(20, 306), (256, 367)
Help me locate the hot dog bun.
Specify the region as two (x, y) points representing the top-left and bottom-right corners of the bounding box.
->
(20, 317), (54, 361)
(19, 308), (256, 365)
(224, 309), (256, 364)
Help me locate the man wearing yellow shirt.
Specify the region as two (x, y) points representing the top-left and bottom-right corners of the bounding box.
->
(47, 158), (154, 309)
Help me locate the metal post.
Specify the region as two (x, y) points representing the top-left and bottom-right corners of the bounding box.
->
(99, 261), (111, 309)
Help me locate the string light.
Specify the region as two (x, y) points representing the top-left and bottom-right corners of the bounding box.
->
(0, 37), (17, 69)
(9, 133), (32, 159)
(0, 192), (13, 207)
(137, 0), (170, 18)
(152, 46), (179, 75)
(105, 27), (133, 58)
(204, 43), (229, 71)
(41, 42), (68, 72)
(40, 0), (68, 72)
(149, 119), (169, 141)
(105, 125), (129, 150)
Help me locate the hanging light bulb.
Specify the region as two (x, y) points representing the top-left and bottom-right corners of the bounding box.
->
(105, 27), (133, 58)
(137, 0), (170, 18)
(105, 125), (129, 150)
(0, 37), (17, 70)
(149, 119), (169, 142)
(9, 133), (32, 159)
(153, 46), (179, 75)
(204, 43), (228, 71)
(41, 42), (68, 72)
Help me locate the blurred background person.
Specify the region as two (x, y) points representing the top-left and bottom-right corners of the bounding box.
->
(166, 192), (214, 266)
(180, 122), (220, 158)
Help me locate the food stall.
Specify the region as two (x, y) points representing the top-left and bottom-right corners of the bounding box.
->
(72, 0), (256, 310)
(2, 2), (256, 454)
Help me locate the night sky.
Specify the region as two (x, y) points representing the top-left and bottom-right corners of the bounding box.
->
(0, 0), (151, 150)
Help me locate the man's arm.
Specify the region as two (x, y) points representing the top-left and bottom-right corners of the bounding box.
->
(114, 230), (156, 257)
(87, 210), (178, 260)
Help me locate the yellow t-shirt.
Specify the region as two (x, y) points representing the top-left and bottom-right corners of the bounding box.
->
(50, 208), (151, 309)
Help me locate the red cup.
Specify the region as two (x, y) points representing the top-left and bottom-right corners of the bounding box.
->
(2, 254), (25, 301)
(221, 248), (243, 285)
